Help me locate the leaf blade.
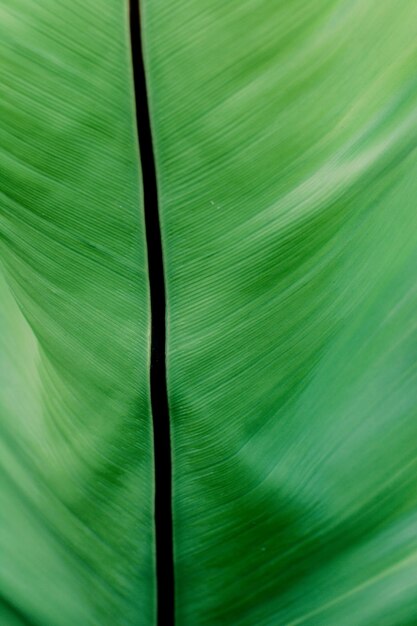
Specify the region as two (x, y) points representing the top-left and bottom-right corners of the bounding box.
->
(144, 1), (417, 623)
(0, 1), (154, 624)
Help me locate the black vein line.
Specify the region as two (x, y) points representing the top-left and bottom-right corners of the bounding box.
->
(129, 2), (175, 625)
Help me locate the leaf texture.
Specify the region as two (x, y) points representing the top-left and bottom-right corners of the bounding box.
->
(143, 0), (417, 624)
(0, 2), (154, 625)
(1, 1), (417, 625)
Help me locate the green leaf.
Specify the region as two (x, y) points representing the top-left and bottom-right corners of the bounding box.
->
(0, 2), (154, 625)
(144, 0), (417, 624)
(2, 1), (417, 625)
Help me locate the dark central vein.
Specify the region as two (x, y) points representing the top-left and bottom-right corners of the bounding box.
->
(129, 3), (175, 624)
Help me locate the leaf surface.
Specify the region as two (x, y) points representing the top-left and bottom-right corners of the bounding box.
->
(143, 1), (417, 623)
(0, 2), (154, 624)
(2, 1), (417, 625)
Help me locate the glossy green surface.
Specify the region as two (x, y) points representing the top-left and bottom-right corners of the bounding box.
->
(1, 1), (417, 624)
(144, 0), (417, 624)
(0, 2), (154, 625)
